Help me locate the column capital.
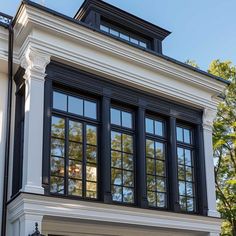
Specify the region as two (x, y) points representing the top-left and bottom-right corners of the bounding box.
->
(20, 48), (50, 81)
(203, 108), (217, 131)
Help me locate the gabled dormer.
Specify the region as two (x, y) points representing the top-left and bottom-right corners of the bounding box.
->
(74, 0), (171, 54)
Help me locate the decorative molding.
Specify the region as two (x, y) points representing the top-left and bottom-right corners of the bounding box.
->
(203, 108), (217, 131)
(8, 193), (222, 234)
(20, 47), (50, 81)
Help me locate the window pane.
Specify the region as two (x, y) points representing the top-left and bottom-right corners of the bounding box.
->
(84, 100), (97, 119)
(123, 170), (133, 187)
(111, 151), (122, 168)
(155, 121), (163, 136)
(146, 118), (154, 134)
(156, 160), (165, 176)
(69, 121), (83, 142)
(186, 166), (193, 181)
(123, 187), (134, 203)
(186, 182), (193, 196)
(111, 168), (122, 185)
(155, 142), (164, 160)
(187, 198), (194, 211)
(185, 149), (192, 166)
(68, 96), (83, 116)
(120, 33), (129, 41)
(178, 165), (185, 180)
(51, 116), (65, 139)
(184, 129), (191, 144)
(122, 134), (133, 153)
(86, 181), (97, 198)
(177, 127), (183, 142)
(68, 179), (82, 196)
(123, 153), (133, 170)
(146, 158), (155, 175)
(111, 108), (121, 126)
(68, 142), (83, 161)
(51, 156), (64, 177)
(122, 111), (132, 128)
(51, 138), (65, 157)
(86, 165), (97, 182)
(100, 24), (109, 33)
(86, 125), (97, 145)
(179, 196), (187, 210)
(146, 139), (155, 158)
(110, 28), (119, 36)
(111, 131), (121, 151)
(130, 37), (139, 45)
(86, 145), (97, 163)
(156, 192), (166, 208)
(53, 91), (67, 111)
(179, 181), (186, 196)
(69, 160), (82, 179)
(50, 176), (64, 194)
(139, 41), (147, 48)
(147, 175), (156, 191)
(177, 147), (184, 165)
(147, 191), (156, 207)
(156, 178), (165, 192)
(112, 185), (122, 202)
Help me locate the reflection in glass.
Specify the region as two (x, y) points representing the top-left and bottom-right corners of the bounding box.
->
(86, 165), (97, 181)
(53, 91), (67, 111)
(146, 118), (154, 134)
(86, 181), (97, 198)
(157, 192), (165, 208)
(146, 139), (154, 158)
(51, 156), (64, 176)
(111, 169), (122, 185)
(177, 127), (183, 142)
(139, 41), (147, 48)
(51, 138), (65, 157)
(68, 179), (82, 196)
(120, 33), (129, 41)
(69, 160), (82, 179)
(156, 160), (165, 176)
(123, 171), (133, 187)
(86, 145), (97, 163)
(100, 24), (109, 33)
(123, 154), (133, 170)
(179, 181), (185, 195)
(122, 111), (132, 128)
(111, 131), (122, 151)
(184, 129), (191, 144)
(86, 125), (97, 145)
(111, 151), (122, 168)
(111, 108), (121, 126)
(177, 147), (184, 165)
(51, 116), (65, 139)
(155, 120), (163, 136)
(122, 134), (133, 153)
(147, 191), (156, 206)
(147, 175), (156, 191)
(84, 100), (97, 119)
(68, 96), (83, 116)
(123, 187), (134, 203)
(50, 176), (64, 194)
(69, 121), (83, 142)
(130, 38), (139, 45)
(110, 28), (119, 36)
(156, 142), (164, 159)
(112, 185), (122, 202)
(185, 149), (192, 166)
(68, 142), (83, 161)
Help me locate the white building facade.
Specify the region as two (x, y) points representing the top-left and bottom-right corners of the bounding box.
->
(0, 0), (229, 235)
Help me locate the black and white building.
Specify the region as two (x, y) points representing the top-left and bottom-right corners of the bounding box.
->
(0, 0), (229, 235)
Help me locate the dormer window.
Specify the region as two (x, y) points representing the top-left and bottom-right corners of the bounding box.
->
(100, 23), (148, 49)
(74, 0), (171, 54)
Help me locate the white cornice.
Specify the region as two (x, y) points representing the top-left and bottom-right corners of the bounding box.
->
(8, 193), (221, 234)
(12, 4), (227, 110)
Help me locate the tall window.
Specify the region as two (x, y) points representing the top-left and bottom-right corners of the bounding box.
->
(176, 125), (195, 212)
(50, 90), (98, 199)
(110, 107), (135, 204)
(145, 117), (167, 208)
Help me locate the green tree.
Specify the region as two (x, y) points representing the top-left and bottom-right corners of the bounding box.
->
(185, 59), (200, 69)
(209, 60), (236, 236)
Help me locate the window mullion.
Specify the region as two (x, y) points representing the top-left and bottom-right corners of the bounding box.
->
(137, 106), (148, 208)
(168, 117), (180, 212)
(101, 95), (112, 203)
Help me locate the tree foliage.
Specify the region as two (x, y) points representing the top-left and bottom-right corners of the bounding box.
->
(209, 60), (236, 236)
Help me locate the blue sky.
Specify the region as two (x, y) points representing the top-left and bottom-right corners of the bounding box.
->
(1, 0), (236, 71)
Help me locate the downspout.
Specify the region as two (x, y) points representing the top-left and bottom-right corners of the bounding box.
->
(1, 17), (14, 236)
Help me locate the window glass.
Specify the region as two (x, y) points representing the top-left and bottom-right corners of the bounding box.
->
(84, 100), (97, 119)
(146, 118), (154, 134)
(100, 24), (109, 33)
(111, 108), (121, 126)
(68, 96), (83, 116)
(53, 91), (67, 111)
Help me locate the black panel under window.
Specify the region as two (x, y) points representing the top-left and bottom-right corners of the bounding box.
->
(12, 86), (25, 196)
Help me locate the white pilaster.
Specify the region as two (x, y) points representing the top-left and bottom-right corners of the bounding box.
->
(203, 108), (219, 217)
(21, 48), (50, 194)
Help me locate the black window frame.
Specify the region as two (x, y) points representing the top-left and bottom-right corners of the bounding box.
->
(41, 61), (208, 216)
(48, 87), (101, 201)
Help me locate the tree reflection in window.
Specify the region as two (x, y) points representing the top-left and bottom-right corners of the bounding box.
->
(176, 126), (195, 212)
(145, 117), (167, 208)
(110, 107), (134, 203)
(50, 91), (98, 199)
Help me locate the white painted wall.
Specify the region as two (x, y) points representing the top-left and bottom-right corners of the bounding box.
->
(0, 72), (8, 233)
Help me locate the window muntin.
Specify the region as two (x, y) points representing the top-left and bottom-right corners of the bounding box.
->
(50, 90), (98, 199)
(176, 126), (195, 212)
(100, 24), (148, 49)
(110, 107), (135, 204)
(145, 117), (167, 208)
